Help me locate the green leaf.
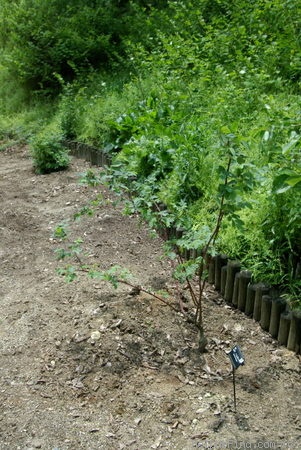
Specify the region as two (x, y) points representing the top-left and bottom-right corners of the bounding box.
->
(52, 223), (68, 240)
(273, 172), (301, 194)
(282, 134), (300, 154)
(286, 176), (301, 187)
(56, 266), (77, 282)
(173, 259), (201, 283)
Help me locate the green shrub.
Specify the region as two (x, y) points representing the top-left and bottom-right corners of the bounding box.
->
(1, 0), (120, 93)
(30, 126), (70, 174)
(58, 82), (84, 140)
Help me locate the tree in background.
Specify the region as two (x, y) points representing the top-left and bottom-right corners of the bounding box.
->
(0, 0), (165, 94)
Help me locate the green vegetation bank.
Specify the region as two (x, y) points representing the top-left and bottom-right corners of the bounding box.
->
(0, 0), (300, 306)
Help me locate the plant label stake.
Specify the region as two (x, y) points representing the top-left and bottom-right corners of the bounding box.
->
(227, 345), (245, 412)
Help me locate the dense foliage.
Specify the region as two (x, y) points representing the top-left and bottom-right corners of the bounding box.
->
(0, 0), (300, 305)
(0, 0), (167, 93)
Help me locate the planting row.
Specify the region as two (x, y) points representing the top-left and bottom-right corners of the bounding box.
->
(67, 142), (300, 355)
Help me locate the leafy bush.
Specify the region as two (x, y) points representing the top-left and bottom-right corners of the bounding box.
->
(0, 0), (169, 95)
(4, 0), (120, 92)
(98, 60), (301, 304)
(30, 125), (70, 174)
(57, 81), (87, 140)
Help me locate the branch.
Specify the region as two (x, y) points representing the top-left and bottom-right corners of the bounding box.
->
(117, 278), (179, 312)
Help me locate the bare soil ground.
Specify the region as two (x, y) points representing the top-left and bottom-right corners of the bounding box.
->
(0, 146), (300, 450)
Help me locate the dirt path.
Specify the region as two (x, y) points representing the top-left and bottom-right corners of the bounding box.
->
(0, 146), (300, 450)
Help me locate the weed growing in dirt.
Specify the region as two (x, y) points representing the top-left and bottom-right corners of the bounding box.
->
(52, 223), (69, 240)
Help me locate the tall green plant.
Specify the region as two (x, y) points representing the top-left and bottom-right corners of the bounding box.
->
(170, 131), (259, 351)
(30, 125), (70, 174)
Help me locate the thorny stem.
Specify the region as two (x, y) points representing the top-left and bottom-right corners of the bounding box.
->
(195, 155), (232, 328)
(177, 254), (198, 307)
(116, 278), (179, 312)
